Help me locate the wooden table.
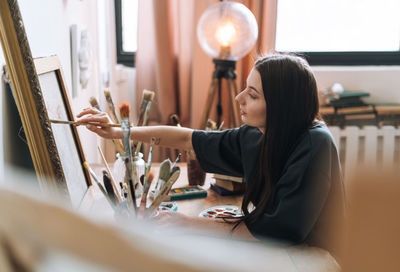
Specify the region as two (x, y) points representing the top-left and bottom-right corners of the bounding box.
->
(164, 163), (242, 217)
(83, 163), (242, 218)
(79, 163), (340, 271)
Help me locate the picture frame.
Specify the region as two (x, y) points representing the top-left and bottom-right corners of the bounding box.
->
(0, 0), (92, 206)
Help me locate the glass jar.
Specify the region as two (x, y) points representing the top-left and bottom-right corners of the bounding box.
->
(113, 152), (145, 200)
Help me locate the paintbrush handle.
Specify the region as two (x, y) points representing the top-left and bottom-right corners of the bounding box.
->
(98, 146), (122, 202)
(83, 162), (118, 210)
(134, 101), (153, 155)
(50, 119), (125, 128)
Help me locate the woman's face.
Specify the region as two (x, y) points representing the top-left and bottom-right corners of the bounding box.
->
(235, 68), (266, 132)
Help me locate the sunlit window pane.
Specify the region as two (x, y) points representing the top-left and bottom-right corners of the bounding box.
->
(121, 0), (138, 52)
(276, 0), (400, 52)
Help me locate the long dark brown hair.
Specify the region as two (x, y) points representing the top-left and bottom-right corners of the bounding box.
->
(235, 54), (320, 229)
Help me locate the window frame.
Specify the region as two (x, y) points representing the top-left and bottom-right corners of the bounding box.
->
(286, 51), (400, 66)
(114, 0), (135, 67)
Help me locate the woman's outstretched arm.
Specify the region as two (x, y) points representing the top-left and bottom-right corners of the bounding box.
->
(76, 108), (194, 150)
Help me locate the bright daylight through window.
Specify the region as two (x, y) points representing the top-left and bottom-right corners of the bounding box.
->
(276, 0), (400, 52)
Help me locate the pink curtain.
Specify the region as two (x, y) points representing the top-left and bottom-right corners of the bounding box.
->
(136, 0), (277, 161)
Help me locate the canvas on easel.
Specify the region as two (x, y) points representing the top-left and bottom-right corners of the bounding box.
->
(0, 0), (91, 206)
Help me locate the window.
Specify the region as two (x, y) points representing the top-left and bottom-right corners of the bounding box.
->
(275, 0), (400, 65)
(115, 0), (138, 67)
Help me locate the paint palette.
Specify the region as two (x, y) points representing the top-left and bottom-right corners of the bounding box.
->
(199, 205), (242, 219)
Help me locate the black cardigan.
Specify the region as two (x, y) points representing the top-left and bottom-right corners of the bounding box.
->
(192, 122), (345, 251)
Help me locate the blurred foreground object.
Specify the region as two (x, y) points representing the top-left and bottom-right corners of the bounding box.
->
(340, 169), (400, 272)
(0, 186), (339, 272)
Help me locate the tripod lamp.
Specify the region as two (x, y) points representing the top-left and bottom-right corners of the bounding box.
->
(197, 0), (258, 129)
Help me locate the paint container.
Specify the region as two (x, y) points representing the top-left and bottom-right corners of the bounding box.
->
(187, 159), (206, 186)
(166, 186), (207, 201)
(158, 201), (178, 212)
(132, 152), (145, 198)
(113, 154), (126, 194)
(113, 153), (145, 201)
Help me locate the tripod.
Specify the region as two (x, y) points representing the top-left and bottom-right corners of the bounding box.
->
(200, 59), (241, 129)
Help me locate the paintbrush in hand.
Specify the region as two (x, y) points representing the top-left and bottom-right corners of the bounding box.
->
(88, 96), (125, 155)
(50, 119), (125, 127)
(119, 103), (137, 214)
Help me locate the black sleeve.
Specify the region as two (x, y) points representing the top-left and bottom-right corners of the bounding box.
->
(192, 127), (244, 177)
(246, 132), (333, 243)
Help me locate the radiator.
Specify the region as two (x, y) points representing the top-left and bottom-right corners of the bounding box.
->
(328, 126), (400, 184)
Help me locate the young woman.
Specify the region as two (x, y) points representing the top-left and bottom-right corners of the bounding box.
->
(77, 54), (345, 253)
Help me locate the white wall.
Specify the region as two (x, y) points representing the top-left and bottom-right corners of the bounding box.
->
(0, 0), (137, 171)
(2, 0), (102, 165)
(313, 66), (400, 104)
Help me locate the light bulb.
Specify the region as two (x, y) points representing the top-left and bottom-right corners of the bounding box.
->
(215, 21), (236, 47)
(197, 1), (258, 60)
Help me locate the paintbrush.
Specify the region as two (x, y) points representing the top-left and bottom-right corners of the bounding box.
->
(170, 114), (181, 127)
(102, 89), (125, 155)
(146, 168), (180, 217)
(138, 172), (154, 216)
(134, 99), (154, 155)
(83, 161), (117, 210)
(218, 121), (224, 131)
(120, 182), (128, 199)
(134, 90), (155, 155)
(104, 89), (120, 124)
(170, 114), (192, 161)
(136, 90), (155, 126)
(154, 159), (171, 196)
(50, 119), (125, 127)
(97, 146), (122, 202)
(206, 119), (218, 130)
(89, 96), (101, 111)
(171, 153), (181, 169)
(143, 137), (156, 181)
(120, 103), (137, 213)
(103, 170), (118, 206)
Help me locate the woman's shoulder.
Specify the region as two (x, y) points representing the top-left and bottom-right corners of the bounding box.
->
(307, 121), (336, 148)
(237, 125), (263, 141)
(238, 124), (263, 134)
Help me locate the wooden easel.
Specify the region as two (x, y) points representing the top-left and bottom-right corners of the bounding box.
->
(200, 59), (241, 130)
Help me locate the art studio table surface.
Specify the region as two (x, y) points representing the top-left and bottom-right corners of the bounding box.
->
(79, 163), (340, 271)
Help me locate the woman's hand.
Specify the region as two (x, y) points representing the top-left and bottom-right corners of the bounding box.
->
(76, 107), (122, 139)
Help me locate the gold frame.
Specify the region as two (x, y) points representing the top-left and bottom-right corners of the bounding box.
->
(0, 0), (91, 203)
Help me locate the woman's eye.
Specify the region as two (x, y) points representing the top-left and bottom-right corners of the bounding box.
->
(249, 93), (257, 99)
